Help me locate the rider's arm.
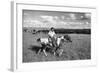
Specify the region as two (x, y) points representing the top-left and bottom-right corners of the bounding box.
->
(48, 31), (52, 37)
(53, 32), (56, 37)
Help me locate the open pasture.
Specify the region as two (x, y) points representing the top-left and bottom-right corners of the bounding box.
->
(23, 31), (91, 62)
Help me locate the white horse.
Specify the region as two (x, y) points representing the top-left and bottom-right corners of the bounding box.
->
(36, 38), (49, 56)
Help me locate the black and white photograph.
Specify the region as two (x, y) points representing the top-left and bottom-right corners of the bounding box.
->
(22, 10), (91, 63)
(11, 2), (97, 71)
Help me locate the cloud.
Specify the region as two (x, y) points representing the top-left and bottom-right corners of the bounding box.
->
(69, 13), (76, 20)
(40, 15), (57, 24)
(61, 16), (65, 20)
(59, 21), (67, 25)
(23, 13), (90, 29)
(54, 16), (59, 20)
(31, 20), (43, 24)
(23, 12), (29, 16)
(84, 13), (91, 18)
(24, 20), (44, 27)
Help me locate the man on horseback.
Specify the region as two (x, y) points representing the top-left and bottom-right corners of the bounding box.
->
(48, 27), (58, 55)
(48, 27), (57, 47)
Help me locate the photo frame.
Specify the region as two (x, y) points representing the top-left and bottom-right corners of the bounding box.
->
(11, 1), (97, 71)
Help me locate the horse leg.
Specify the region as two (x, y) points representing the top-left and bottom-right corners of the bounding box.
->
(53, 51), (56, 56)
(59, 49), (63, 56)
(37, 49), (41, 55)
(52, 48), (56, 56)
(43, 48), (47, 56)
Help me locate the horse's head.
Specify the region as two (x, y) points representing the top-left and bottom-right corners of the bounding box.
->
(64, 35), (72, 42)
(37, 38), (40, 42)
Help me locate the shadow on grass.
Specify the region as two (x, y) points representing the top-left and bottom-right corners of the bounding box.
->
(28, 45), (42, 54)
(28, 45), (57, 55)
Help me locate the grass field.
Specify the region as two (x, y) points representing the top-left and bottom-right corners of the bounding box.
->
(23, 30), (91, 63)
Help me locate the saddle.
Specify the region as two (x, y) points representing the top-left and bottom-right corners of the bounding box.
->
(48, 37), (57, 48)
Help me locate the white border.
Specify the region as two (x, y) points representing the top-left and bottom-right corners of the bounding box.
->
(11, 1), (97, 71)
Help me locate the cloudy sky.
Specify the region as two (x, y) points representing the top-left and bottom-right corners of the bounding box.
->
(23, 10), (91, 29)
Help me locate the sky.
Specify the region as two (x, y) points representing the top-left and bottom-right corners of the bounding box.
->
(23, 10), (91, 29)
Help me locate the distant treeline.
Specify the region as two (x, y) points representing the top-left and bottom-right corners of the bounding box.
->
(23, 28), (91, 34)
(39, 29), (91, 34)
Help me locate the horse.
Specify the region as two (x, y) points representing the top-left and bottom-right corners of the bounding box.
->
(37, 38), (52, 56)
(36, 36), (64, 56)
(53, 35), (72, 56)
(36, 34), (72, 56)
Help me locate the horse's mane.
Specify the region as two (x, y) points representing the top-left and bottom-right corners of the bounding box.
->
(58, 36), (62, 38)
